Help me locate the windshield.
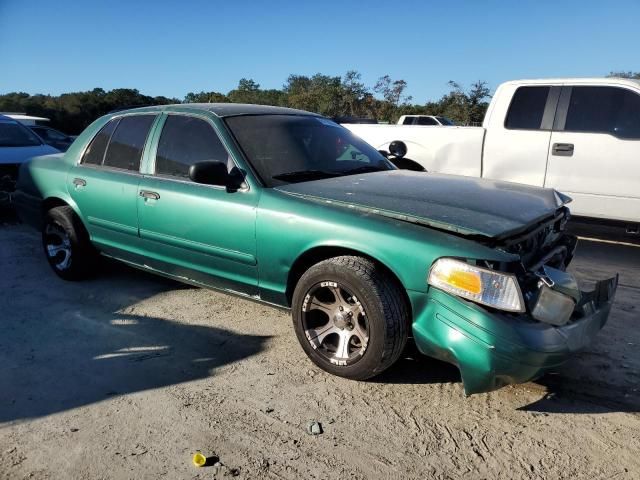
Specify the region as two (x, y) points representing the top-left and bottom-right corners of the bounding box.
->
(435, 116), (455, 126)
(0, 121), (43, 147)
(225, 115), (395, 186)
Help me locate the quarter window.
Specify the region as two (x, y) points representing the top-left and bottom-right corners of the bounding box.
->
(81, 119), (119, 165)
(564, 86), (640, 139)
(505, 86), (550, 130)
(155, 115), (229, 178)
(103, 115), (156, 171)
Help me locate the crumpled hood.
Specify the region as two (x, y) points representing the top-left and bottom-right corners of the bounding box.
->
(275, 170), (571, 239)
(0, 144), (59, 165)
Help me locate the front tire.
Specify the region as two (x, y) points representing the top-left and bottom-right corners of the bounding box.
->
(42, 206), (95, 280)
(292, 256), (409, 380)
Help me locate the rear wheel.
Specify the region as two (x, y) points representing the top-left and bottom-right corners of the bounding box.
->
(42, 206), (95, 280)
(292, 256), (409, 380)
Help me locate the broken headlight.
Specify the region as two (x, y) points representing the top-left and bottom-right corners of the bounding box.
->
(529, 266), (581, 326)
(428, 258), (525, 312)
(530, 285), (575, 326)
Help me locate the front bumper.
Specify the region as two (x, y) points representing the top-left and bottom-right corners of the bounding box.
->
(409, 275), (617, 395)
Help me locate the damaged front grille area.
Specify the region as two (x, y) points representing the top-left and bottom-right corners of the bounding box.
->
(498, 207), (575, 272)
(484, 208), (593, 326)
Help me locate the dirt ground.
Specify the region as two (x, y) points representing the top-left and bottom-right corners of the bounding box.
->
(1, 220), (639, 479)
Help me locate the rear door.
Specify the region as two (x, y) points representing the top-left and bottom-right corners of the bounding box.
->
(136, 113), (259, 295)
(68, 114), (157, 254)
(482, 84), (560, 186)
(545, 85), (640, 221)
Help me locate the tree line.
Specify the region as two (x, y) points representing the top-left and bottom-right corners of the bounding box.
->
(0, 71), (491, 134)
(2, 70), (635, 135)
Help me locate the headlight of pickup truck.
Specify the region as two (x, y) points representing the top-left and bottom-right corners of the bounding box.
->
(428, 258), (525, 312)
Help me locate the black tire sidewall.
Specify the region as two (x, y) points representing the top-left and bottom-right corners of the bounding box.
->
(292, 259), (392, 380)
(42, 207), (92, 280)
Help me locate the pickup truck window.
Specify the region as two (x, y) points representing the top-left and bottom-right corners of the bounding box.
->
(435, 116), (455, 126)
(155, 115), (229, 178)
(505, 86), (550, 130)
(416, 117), (438, 126)
(81, 119), (119, 165)
(564, 86), (640, 139)
(102, 115), (156, 171)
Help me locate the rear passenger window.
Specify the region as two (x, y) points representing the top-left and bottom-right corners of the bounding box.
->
(155, 115), (229, 178)
(505, 86), (550, 130)
(82, 119), (119, 165)
(564, 86), (640, 139)
(102, 115), (156, 171)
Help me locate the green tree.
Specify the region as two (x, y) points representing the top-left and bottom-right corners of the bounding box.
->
(373, 75), (412, 122)
(183, 91), (229, 103)
(284, 74), (344, 116)
(340, 71), (370, 117)
(607, 71), (640, 79)
(416, 80), (491, 125)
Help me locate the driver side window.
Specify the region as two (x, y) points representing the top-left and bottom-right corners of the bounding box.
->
(155, 115), (230, 179)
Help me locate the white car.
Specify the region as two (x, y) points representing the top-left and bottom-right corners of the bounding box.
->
(346, 78), (640, 228)
(397, 115), (456, 126)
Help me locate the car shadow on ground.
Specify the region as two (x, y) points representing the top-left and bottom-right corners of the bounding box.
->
(0, 245), (269, 424)
(371, 340), (462, 386)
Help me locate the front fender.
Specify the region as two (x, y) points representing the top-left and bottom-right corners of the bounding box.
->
(255, 189), (515, 307)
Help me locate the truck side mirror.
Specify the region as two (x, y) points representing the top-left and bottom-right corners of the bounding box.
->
(388, 140), (407, 158)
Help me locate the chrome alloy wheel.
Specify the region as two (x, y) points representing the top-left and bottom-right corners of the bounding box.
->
(44, 222), (72, 271)
(301, 281), (369, 366)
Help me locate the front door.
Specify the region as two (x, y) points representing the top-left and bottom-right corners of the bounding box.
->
(482, 84), (559, 186)
(68, 114), (157, 254)
(545, 85), (640, 222)
(136, 113), (259, 296)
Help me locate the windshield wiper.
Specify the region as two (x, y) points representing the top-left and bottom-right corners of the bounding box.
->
(272, 170), (343, 182)
(342, 165), (389, 175)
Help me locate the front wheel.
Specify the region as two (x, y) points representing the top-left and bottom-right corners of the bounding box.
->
(292, 256), (409, 380)
(42, 206), (95, 280)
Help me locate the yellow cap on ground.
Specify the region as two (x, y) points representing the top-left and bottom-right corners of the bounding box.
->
(192, 452), (207, 467)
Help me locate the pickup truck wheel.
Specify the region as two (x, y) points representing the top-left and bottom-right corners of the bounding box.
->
(42, 206), (94, 280)
(292, 256), (408, 380)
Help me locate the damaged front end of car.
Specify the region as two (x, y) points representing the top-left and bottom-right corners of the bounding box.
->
(412, 206), (618, 395)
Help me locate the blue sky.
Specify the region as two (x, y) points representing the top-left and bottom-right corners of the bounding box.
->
(1, 0), (638, 102)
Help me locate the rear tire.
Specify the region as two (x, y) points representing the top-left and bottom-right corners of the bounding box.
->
(292, 256), (409, 380)
(42, 206), (95, 280)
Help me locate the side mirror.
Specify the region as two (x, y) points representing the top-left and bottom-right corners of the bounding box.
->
(189, 161), (229, 186)
(388, 140), (407, 158)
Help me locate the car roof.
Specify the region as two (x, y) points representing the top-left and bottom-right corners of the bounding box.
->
(118, 103), (320, 118)
(500, 77), (640, 89)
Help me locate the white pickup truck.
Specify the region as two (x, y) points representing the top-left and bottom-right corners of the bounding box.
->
(345, 78), (640, 228)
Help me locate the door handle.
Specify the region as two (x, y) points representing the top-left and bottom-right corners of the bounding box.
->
(73, 177), (87, 187)
(139, 190), (160, 200)
(552, 143), (574, 156)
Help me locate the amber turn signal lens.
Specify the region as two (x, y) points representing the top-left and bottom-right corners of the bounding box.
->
(444, 270), (482, 295)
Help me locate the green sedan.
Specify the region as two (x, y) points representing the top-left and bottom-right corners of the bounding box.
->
(14, 104), (617, 395)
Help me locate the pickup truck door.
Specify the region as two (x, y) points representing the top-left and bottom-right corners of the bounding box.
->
(136, 114), (259, 296)
(482, 85), (560, 186)
(545, 85), (640, 222)
(68, 114), (157, 254)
